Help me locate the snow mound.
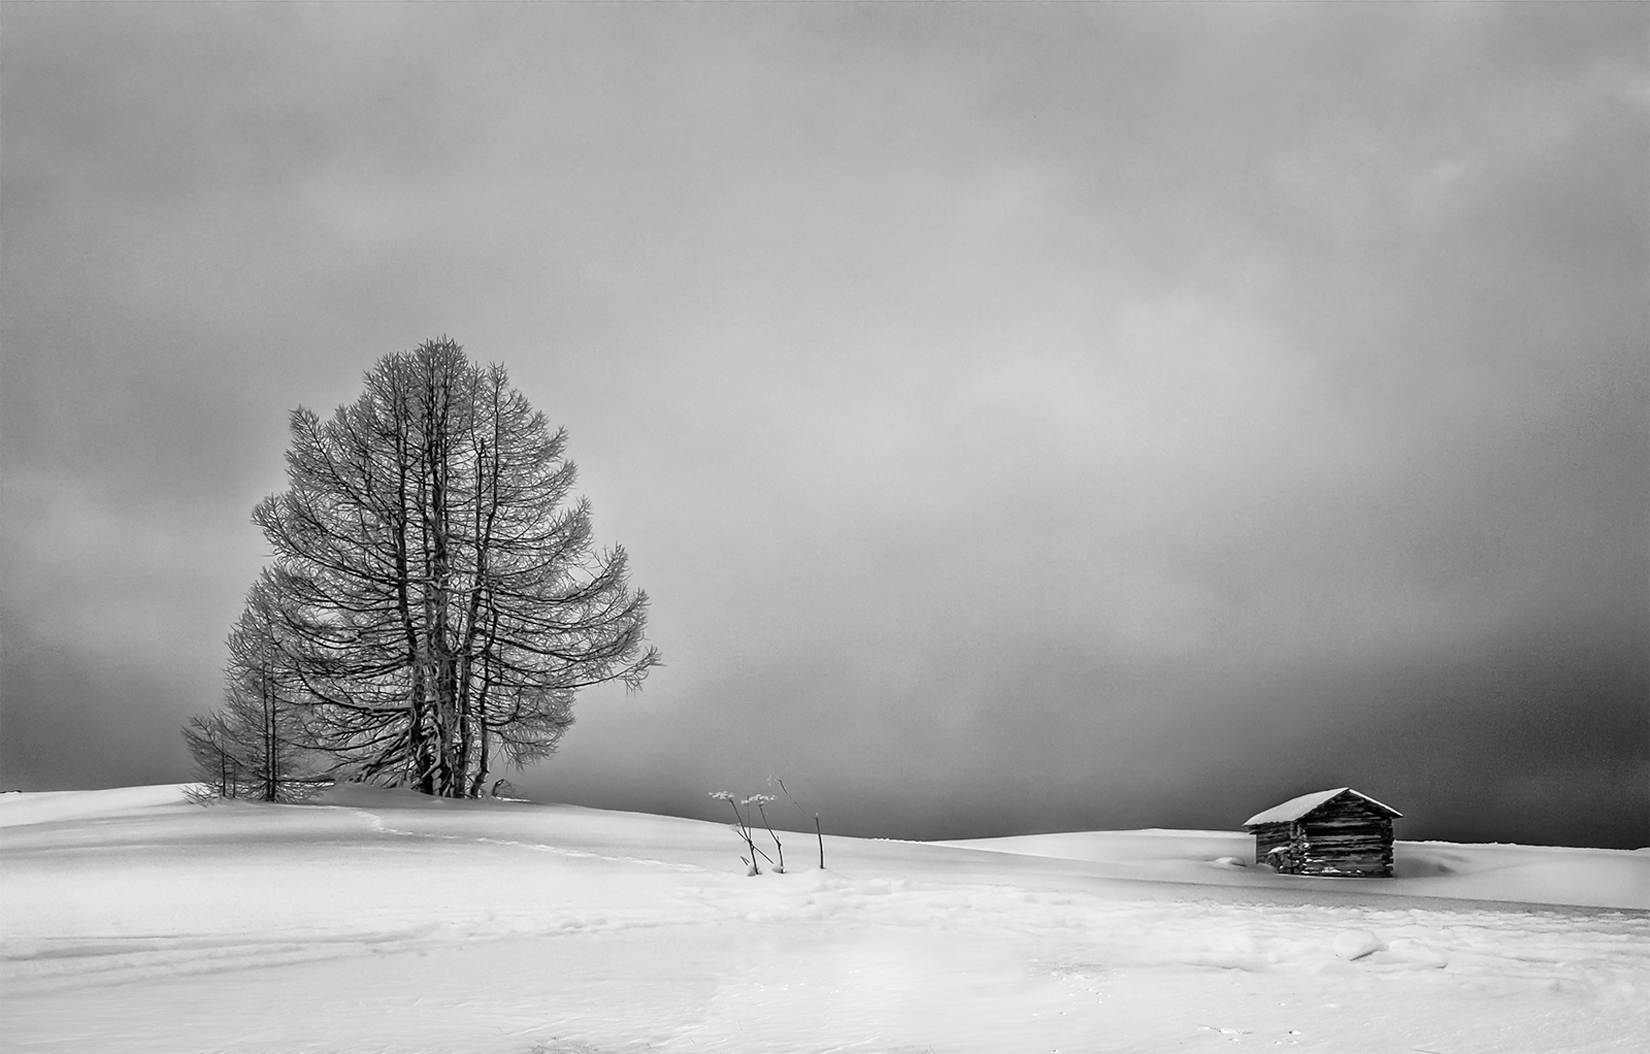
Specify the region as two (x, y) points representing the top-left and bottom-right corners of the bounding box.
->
(1332, 930), (1386, 960)
(307, 783), (454, 809)
(0, 784), (196, 829)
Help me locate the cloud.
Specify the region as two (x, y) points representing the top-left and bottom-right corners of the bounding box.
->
(2, 3), (1643, 845)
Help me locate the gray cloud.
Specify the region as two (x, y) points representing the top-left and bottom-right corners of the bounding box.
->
(3, 4), (1644, 845)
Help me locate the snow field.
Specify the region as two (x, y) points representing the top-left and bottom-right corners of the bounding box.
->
(2, 785), (1646, 1053)
(936, 829), (1650, 911)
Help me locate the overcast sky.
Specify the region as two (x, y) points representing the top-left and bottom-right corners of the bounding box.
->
(3, 4), (1645, 848)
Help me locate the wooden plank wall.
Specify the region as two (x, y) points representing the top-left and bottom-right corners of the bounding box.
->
(1297, 797), (1393, 877)
(1250, 821), (1293, 867)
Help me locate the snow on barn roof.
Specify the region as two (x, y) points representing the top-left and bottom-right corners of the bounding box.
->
(1243, 787), (1402, 827)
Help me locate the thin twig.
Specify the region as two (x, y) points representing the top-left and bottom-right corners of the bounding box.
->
(775, 778), (824, 869)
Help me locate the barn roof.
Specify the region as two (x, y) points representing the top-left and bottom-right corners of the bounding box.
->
(1243, 787), (1402, 827)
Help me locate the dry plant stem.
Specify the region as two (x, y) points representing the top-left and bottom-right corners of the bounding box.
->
(736, 830), (776, 867)
(756, 802), (784, 872)
(775, 778), (825, 869)
(722, 798), (760, 873)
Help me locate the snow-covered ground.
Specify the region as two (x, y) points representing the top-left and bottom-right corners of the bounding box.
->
(2, 785), (1645, 1053)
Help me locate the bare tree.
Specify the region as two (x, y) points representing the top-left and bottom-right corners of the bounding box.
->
(185, 574), (314, 801)
(183, 710), (247, 801)
(240, 338), (657, 797)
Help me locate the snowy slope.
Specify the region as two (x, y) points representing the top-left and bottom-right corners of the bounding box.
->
(2, 785), (1646, 1054)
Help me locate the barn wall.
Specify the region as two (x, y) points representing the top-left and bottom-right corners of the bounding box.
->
(1297, 797), (1393, 877)
(1250, 822), (1292, 866)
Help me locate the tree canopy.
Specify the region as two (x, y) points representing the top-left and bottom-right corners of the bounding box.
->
(187, 338), (658, 798)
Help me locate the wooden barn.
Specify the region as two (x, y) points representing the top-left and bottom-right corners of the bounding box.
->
(1243, 787), (1401, 878)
